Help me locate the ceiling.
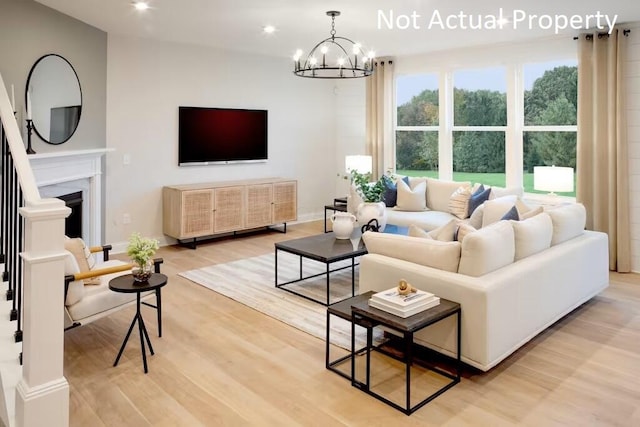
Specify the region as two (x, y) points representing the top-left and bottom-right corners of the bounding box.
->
(35, 0), (640, 58)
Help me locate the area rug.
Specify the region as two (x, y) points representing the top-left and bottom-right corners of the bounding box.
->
(179, 252), (377, 349)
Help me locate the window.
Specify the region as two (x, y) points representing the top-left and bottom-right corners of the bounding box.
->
(453, 67), (506, 186)
(395, 74), (438, 176)
(393, 57), (577, 195)
(523, 60), (578, 195)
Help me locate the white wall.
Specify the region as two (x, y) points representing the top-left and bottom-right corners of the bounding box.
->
(625, 24), (640, 271)
(333, 79), (367, 197)
(105, 35), (338, 245)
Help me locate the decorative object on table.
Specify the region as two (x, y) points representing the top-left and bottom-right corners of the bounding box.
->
(293, 11), (374, 79)
(368, 286), (440, 318)
(25, 119), (36, 155)
(360, 218), (380, 233)
(330, 211), (356, 239)
(127, 232), (159, 282)
(397, 279), (417, 295)
(533, 165), (574, 196)
(349, 169), (388, 232)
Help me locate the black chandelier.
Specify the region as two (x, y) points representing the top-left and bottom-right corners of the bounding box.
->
(293, 11), (374, 79)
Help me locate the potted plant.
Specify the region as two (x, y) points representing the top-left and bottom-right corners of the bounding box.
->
(350, 171), (388, 232)
(127, 232), (159, 282)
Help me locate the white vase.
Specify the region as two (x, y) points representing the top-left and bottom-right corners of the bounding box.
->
(331, 212), (357, 239)
(356, 202), (387, 232)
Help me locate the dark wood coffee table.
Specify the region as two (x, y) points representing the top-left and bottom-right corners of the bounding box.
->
(275, 233), (365, 305)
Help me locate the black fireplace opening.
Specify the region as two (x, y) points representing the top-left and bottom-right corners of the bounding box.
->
(58, 191), (83, 239)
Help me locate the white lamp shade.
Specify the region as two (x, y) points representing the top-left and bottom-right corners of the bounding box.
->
(345, 155), (372, 174)
(533, 166), (574, 193)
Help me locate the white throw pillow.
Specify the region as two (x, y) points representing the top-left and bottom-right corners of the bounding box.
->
(510, 212), (553, 261)
(426, 178), (470, 212)
(448, 185), (472, 219)
(408, 224), (433, 239)
(489, 186), (524, 199)
(468, 203), (485, 229)
(520, 205), (544, 220)
(396, 179), (427, 211)
(481, 195), (518, 227)
(363, 231), (462, 273)
(427, 218), (458, 241)
(455, 222), (477, 243)
(546, 203), (586, 245)
(458, 220), (515, 277)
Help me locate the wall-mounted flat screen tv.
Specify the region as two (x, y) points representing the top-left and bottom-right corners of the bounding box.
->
(178, 106), (268, 165)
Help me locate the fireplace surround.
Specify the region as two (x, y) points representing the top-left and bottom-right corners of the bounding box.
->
(28, 148), (110, 247)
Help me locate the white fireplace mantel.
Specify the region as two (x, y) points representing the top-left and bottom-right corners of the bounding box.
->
(28, 148), (112, 246)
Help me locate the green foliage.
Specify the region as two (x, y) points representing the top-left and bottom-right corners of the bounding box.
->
(395, 65), (578, 174)
(453, 132), (505, 173)
(127, 232), (159, 267)
(397, 89), (438, 126)
(350, 171), (387, 203)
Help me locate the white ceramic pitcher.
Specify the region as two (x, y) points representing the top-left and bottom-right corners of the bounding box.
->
(331, 212), (357, 239)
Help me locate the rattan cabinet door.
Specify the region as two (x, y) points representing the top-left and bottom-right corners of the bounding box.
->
(246, 183), (273, 228)
(213, 186), (245, 232)
(273, 181), (297, 223)
(181, 189), (214, 238)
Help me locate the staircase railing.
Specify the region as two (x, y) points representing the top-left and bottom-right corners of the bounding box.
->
(1, 75), (70, 427)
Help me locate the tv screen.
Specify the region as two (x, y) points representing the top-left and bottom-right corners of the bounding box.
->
(179, 107), (268, 165)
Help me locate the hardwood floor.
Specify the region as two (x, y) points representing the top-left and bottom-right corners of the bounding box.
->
(64, 221), (640, 426)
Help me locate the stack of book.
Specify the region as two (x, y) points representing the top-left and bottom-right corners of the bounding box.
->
(368, 288), (440, 318)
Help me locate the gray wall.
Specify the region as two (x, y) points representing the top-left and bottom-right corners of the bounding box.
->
(0, 0), (107, 152)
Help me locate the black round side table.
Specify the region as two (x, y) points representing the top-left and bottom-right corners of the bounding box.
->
(109, 273), (168, 373)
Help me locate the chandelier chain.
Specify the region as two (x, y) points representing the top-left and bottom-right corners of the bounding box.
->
(330, 15), (336, 38)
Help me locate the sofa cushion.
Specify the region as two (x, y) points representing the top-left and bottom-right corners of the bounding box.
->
(408, 219), (457, 242)
(500, 205), (520, 221)
(455, 222), (477, 243)
(520, 205), (544, 220)
(362, 231), (461, 273)
(448, 185), (473, 219)
(396, 179), (427, 211)
(381, 175), (409, 207)
(458, 220), (515, 277)
(408, 224), (433, 239)
(489, 186), (524, 199)
(386, 209), (457, 230)
(468, 203), (485, 229)
(510, 212), (553, 260)
(482, 195), (518, 227)
(468, 185), (491, 217)
(426, 178), (470, 212)
(64, 237), (99, 285)
(547, 203), (586, 245)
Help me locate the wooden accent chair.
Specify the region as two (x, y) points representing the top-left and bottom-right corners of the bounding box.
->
(63, 238), (163, 332)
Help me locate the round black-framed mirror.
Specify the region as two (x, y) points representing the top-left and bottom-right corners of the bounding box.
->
(25, 54), (82, 145)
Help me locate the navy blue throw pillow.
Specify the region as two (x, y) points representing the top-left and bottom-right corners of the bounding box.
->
(381, 175), (409, 207)
(467, 185), (491, 217)
(500, 205), (520, 221)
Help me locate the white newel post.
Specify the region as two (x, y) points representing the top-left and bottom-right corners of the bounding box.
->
(15, 198), (71, 427)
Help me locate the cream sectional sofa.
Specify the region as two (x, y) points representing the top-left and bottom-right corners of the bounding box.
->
(359, 203), (609, 371)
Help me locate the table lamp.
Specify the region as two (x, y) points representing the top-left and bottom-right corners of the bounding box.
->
(533, 166), (574, 195)
(345, 155), (372, 174)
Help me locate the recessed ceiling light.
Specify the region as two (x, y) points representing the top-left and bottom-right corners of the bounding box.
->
(263, 25), (276, 34)
(133, 1), (149, 11)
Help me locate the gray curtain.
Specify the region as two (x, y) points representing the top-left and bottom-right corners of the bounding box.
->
(366, 59), (394, 180)
(576, 29), (630, 272)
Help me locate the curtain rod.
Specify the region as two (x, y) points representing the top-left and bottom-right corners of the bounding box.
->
(573, 28), (631, 40)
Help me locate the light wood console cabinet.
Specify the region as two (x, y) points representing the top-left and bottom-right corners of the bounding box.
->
(163, 178), (297, 247)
